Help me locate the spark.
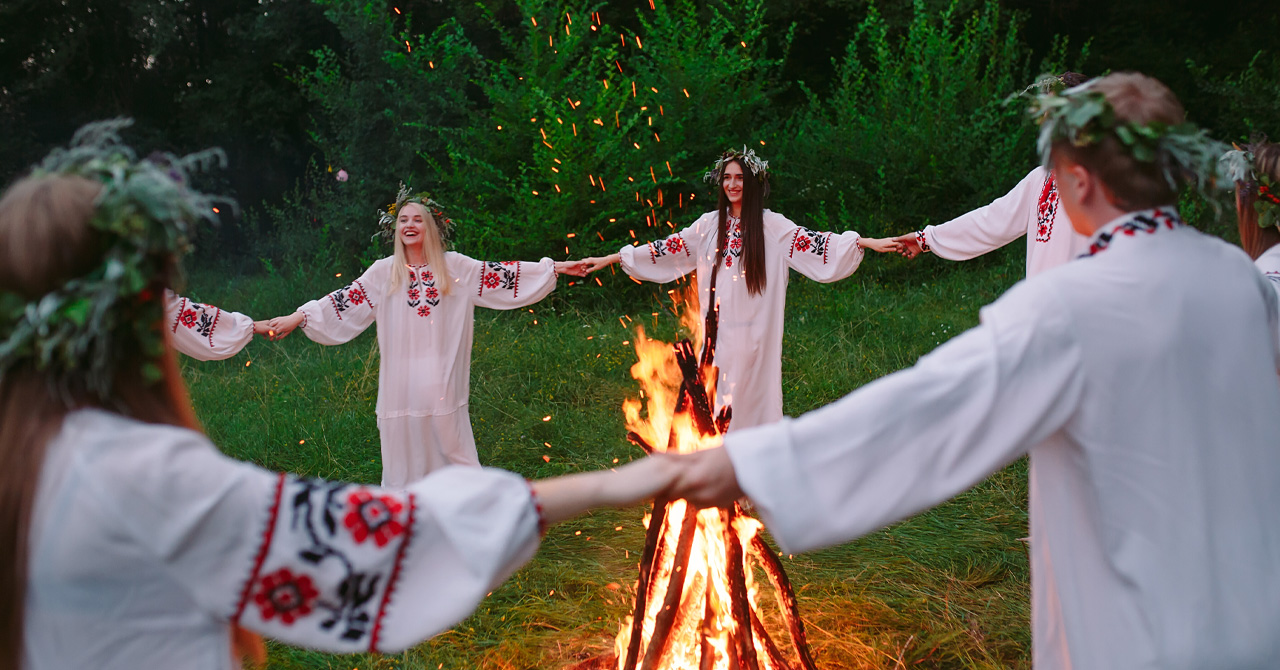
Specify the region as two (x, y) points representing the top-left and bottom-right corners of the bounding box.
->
(567, 232), (576, 238)
(543, 140), (554, 149)
(575, 530), (582, 535)
(405, 40), (411, 52)
(650, 166), (657, 182)
(597, 231), (605, 241)
(660, 105), (664, 115)
(595, 277), (603, 286)
(631, 81), (636, 97)
(654, 132), (660, 142)
(543, 415), (552, 421)
(429, 61), (434, 69)
(211, 207), (220, 213)
(741, 41), (747, 47)
(548, 35), (553, 47)
(497, 125), (502, 130)
(299, 440), (305, 445)
(666, 160), (673, 175)
(629, 229), (636, 238)
(760, 140), (766, 145)
(335, 273), (342, 277)
(245, 361), (251, 367)
(566, 12), (572, 24)
(557, 117), (563, 124)
(394, 7), (400, 13)
(650, 86), (658, 93)
(589, 174), (596, 186)
(565, 24), (570, 36)
(554, 184), (561, 192)
(620, 33), (626, 47)
(683, 88), (689, 97)
(636, 35), (643, 49)
(572, 122), (577, 136)
(532, 191), (540, 196)
(615, 60), (623, 73)
(594, 118), (604, 126)
(633, 142), (640, 149)
(531, 17), (537, 26)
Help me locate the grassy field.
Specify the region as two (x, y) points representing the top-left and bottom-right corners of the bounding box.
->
(182, 247), (1029, 669)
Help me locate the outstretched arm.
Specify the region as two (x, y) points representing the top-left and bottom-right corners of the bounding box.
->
(164, 290), (255, 360)
(531, 455), (679, 525)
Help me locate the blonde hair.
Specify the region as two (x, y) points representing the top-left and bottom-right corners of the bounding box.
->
(388, 202), (451, 295)
(0, 175), (264, 669)
(1053, 72), (1187, 210)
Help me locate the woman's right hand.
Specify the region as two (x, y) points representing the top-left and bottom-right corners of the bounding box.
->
(581, 253), (620, 273)
(266, 312), (305, 341)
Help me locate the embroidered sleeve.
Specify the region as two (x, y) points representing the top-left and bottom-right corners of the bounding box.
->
(619, 219), (704, 283)
(165, 290), (254, 361)
(296, 266), (381, 346)
(473, 257), (557, 310)
(783, 218), (865, 283)
(915, 230), (932, 253)
(921, 167), (1044, 261)
(232, 468), (540, 653)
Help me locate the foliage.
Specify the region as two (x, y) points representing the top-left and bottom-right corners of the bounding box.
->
(1188, 50), (1280, 143)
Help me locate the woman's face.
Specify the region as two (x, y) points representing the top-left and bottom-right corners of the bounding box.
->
(721, 161), (744, 206)
(397, 203), (427, 248)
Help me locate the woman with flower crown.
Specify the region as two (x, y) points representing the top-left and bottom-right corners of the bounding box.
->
(1222, 140), (1280, 285)
(581, 148), (901, 432)
(266, 187), (587, 486)
(0, 121), (675, 669)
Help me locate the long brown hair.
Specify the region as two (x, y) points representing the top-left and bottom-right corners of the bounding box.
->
(0, 175), (264, 669)
(715, 157), (770, 296)
(1237, 142), (1280, 260)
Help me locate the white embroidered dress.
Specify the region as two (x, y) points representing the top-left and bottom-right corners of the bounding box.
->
(24, 408), (540, 670)
(295, 253), (558, 486)
(725, 208), (1280, 669)
(1255, 243), (1280, 284)
(165, 290), (254, 360)
(620, 210), (864, 431)
(916, 167), (1090, 277)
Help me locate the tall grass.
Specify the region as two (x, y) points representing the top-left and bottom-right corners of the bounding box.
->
(182, 244), (1031, 669)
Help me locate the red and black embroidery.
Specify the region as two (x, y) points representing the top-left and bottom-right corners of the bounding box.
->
(1036, 173), (1059, 243)
(914, 230), (931, 253)
(170, 296), (223, 349)
(326, 280), (374, 322)
(722, 216), (743, 268)
(478, 260), (521, 298)
(406, 267), (439, 318)
(789, 227), (833, 264)
(1082, 209), (1183, 257)
(233, 475), (417, 651)
(648, 233), (690, 264)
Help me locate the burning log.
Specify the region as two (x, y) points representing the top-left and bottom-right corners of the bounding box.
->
(749, 536), (819, 670)
(639, 502), (700, 669)
(724, 507), (760, 670)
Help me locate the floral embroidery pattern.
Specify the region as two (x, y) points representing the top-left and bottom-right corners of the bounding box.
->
(170, 297), (223, 349)
(326, 280), (374, 322)
(722, 216), (743, 268)
(254, 568), (320, 625)
(648, 233), (690, 264)
(406, 267), (439, 317)
(233, 475), (417, 651)
(915, 230), (931, 253)
(344, 489), (407, 548)
(478, 261), (521, 298)
(1036, 173), (1059, 243)
(1082, 209), (1183, 257)
(789, 227), (833, 264)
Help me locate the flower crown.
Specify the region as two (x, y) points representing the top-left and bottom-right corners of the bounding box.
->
(703, 146), (771, 188)
(375, 182), (454, 244)
(0, 119), (232, 401)
(1220, 144), (1280, 228)
(1017, 77), (1226, 196)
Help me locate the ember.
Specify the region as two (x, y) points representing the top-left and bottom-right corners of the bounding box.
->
(572, 288), (817, 670)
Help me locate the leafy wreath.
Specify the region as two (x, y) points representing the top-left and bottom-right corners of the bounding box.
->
(1220, 145), (1280, 228)
(374, 182), (454, 244)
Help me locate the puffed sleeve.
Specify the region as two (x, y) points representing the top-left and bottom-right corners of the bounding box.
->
(91, 427), (540, 654)
(778, 212), (865, 282)
(722, 281), (1084, 554)
(465, 254), (559, 310)
(296, 261), (384, 346)
(917, 167), (1046, 261)
(619, 215), (708, 283)
(165, 290), (254, 361)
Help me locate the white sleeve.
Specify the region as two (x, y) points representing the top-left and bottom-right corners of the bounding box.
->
(919, 168), (1045, 261)
(92, 430), (539, 654)
(297, 264), (382, 346)
(722, 281), (1084, 553)
(619, 217), (706, 283)
(165, 290), (254, 361)
(471, 256), (559, 310)
(779, 213), (865, 283)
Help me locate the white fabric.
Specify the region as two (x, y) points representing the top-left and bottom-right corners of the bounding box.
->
(165, 290), (254, 361)
(377, 407), (479, 488)
(619, 210), (864, 431)
(920, 167), (1089, 277)
(295, 253), (558, 479)
(1256, 244), (1280, 284)
(24, 408), (540, 670)
(725, 208), (1280, 669)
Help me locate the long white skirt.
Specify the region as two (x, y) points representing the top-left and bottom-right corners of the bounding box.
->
(377, 405), (479, 487)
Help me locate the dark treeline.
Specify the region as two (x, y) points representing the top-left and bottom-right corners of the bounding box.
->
(2, 0), (1277, 273)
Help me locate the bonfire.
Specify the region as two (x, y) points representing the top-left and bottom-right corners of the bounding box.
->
(573, 289), (817, 670)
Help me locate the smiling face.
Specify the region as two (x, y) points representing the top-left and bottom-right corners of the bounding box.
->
(397, 202), (428, 249)
(721, 160), (745, 206)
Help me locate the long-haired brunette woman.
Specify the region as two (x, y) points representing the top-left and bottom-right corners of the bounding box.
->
(582, 148), (900, 432)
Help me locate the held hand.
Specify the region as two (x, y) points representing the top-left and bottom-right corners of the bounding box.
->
(252, 320), (272, 337)
(665, 448), (744, 509)
(857, 237), (904, 254)
(531, 454), (681, 526)
(891, 233), (922, 259)
(266, 313), (305, 341)
(554, 260), (590, 277)
(582, 254), (620, 273)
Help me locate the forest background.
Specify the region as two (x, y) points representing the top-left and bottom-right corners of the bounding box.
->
(3, 1), (1279, 668)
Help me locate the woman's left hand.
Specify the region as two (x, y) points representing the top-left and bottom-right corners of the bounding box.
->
(857, 237), (904, 254)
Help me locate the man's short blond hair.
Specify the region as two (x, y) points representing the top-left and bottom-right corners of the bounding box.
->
(1053, 72), (1187, 210)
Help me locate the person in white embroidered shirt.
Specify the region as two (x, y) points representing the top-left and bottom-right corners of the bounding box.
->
(579, 149), (901, 432)
(892, 72), (1092, 278)
(164, 289), (270, 360)
(1222, 140), (1280, 285)
(654, 74), (1280, 668)
(266, 188), (587, 486)
(0, 126), (678, 670)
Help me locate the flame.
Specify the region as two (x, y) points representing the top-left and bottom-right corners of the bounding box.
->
(610, 285), (785, 670)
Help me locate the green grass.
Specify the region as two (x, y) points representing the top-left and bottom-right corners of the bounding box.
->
(182, 248), (1028, 669)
